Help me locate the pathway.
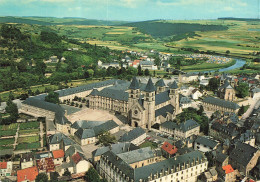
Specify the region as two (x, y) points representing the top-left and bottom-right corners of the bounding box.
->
(13, 124), (20, 150)
(40, 121), (44, 148)
(241, 98), (260, 120)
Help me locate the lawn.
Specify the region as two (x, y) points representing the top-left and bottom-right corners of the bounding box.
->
(0, 145), (13, 150)
(16, 142), (41, 150)
(19, 121), (40, 130)
(0, 123), (19, 131)
(0, 130), (17, 137)
(0, 138), (15, 146)
(18, 136), (39, 143)
(139, 141), (158, 149)
(19, 129), (40, 135)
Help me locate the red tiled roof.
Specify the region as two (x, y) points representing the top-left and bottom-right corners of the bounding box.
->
(72, 152), (82, 164)
(161, 142), (178, 155)
(17, 166), (39, 182)
(36, 158), (55, 173)
(52, 149), (65, 159)
(0, 162), (7, 169)
(222, 164), (234, 174)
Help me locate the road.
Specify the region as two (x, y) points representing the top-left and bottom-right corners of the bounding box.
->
(241, 98), (260, 120)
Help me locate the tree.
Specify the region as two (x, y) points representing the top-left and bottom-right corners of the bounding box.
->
(45, 91), (59, 104)
(97, 131), (116, 146)
(84, 167), (100, 182)
(144, 69), (150, 76)
(226, 50), (230, 55)
(137, 65), (142, 76)
(35, 173), (48, 182)
(208, 78), (219, 91)
(238, 105), (246, 116)
(50, 171), (59, 182)
(35, 61), (47, 76)
(63, 169), (71, 176)
(5, 100), (19, 121)
(235, 82), (249, 98)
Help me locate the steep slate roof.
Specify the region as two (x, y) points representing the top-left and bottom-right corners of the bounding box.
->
(23, 98), (70, 125)
(134, 151), (206, 182)
(169, 81), (178, 89)
(56, 79), (124, 97)
(155, 104), (174, 118)
(89, 88), (99, 96)
(117, 147), (156, 164)
(17, 166), (39, 182)
(178, 119), (200, 132)
(49, 133), (75, 145)
(65, 145), (83, 158)
(230, 142), (258, 167)
(74, 120), (118, 139)
(179, 94), (191, 105)
(156, 79), (166, 87)
(195, 136), (219, 149)
(160, 121), (178, 130)
(119, 127), (145, 143)
(155, 91), (170, 106)
(129, 77), (140, 90)
(74, 128), (95, 139)
(92, 142), (139, 158)
(203, 97), (240, 110)
(71, 120), (105, 130)
(144, 78), (156, 92)
(215, 152), (228, 163)
(96, 88), (129, 101)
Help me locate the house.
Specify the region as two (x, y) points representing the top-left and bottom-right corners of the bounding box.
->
(161, 141), (178, 158)
(179, 94), (192, 108)
(20, 153), (34, 170)
(64, 145), (84, 163)
(0, 161), (12, 177)
(140, 61), (158, 70)
(56, 152), (91, 177)
(48, 133), (75, 151)
(74, 120), (119, 146)
(194, 136), (219, 153)
(209, 122), (239, 142)
(191, 89), (202, 100)
(119, 127), (146, 145)
(17, 166), (39, 182)
(250, 87), (260, 99)
(201, 168), (218, 182)
(36, 157), (55, 173)
(160, 120), (200, 139)
(52, 149), (65, 165)
(229, 142), (260, 176)
(200, 79), (209, 86)
(92, 142), (139, 163)
(221, 164), (238, 182)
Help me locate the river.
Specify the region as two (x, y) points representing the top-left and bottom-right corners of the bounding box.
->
(191, 58), (246, 74)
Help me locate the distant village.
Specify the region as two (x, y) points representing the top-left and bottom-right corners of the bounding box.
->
(0, 49), (260, 182)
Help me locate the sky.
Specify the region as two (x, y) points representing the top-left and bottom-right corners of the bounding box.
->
(0, 0), (259, 21)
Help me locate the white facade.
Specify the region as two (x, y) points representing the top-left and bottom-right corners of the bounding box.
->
(131, 133), (147, 146)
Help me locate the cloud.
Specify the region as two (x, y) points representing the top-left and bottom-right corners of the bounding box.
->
(223, 6), (234, 11)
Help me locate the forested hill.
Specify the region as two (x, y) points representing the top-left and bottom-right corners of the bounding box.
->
(0, 16), (127, 26)
(218, 17), (260, 22)
(121, 20), (228, 38)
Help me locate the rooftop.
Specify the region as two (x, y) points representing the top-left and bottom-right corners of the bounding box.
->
(203, 97), (240, 110)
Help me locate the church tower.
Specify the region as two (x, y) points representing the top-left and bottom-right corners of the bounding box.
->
(156, 79), (166, 93)
(169, 81), (180, 114)
(128, 77), (140, 109)
(143, 78), (156, 130)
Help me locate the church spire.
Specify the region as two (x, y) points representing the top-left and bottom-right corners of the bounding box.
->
(129, 77), (140, 90)
(144, 78), (156, 92)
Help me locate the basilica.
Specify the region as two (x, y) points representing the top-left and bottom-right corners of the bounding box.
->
(88, 77), (180, 129)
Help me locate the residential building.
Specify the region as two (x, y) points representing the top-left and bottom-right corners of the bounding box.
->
(229, 142), (260, 176)
(17, 166), (39, 182)
(0, 161), (12, 177)
(20, 153), (34, 170)
(48, 133), (75, 151)
(191, 89), (202, 100)
(221, 165), (238, 182)
(194, 136), (219, 153)
(160, 120), (200, 139)
(74, 120), (119, 146)
(119, 127), (146, 145)
(161, 141), (178, 158)
(52, 149), (65, 165)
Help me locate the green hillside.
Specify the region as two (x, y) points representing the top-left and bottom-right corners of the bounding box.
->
(122, 20), (228, 38)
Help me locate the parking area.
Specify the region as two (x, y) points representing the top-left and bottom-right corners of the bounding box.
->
(81, 143), (99, 160)
(144, 129), (175, 146)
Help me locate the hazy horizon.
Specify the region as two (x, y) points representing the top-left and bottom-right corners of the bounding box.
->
(0, 0), (259, 21)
